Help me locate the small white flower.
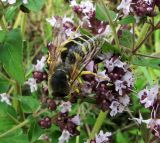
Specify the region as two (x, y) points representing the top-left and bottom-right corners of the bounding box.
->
(22, 0), (28, 4)
(60, 101), (72, 113)
(85, 61), (94, 72)
(80, 0), (95, 14)
(144, 0), (153, 5)
(105, 58), (126, 72)
(138, 88), (149, 99)
(38, 134), (51, 142)
(70, 0), (78, 7)
(81, 82), (92, 94)
(132, 113), (160, 137)
(114, 80), (126, 95)
(117, 0), (132, 16)
(99, 25), (112, 36)
(65, 29), (77, 37)
(62, 15), (74, 24)
(65, 28), (81, 38)
(132, 111), (143, 125)
(58, 130), (71, 143)
(71, 114), (81, 125)
(46, 16), (57, 27)
(95, 130), (111, 143)
(25, 78), (38, 93)
(2, 0), (16, 4)
(81, 15), (92, 27)
(119, 95), (130, 106)
(3, 0), (28, 4)
(122, 71), (134, 87)
(138, 84), (159, 108)
(95, 70), (110, 82)
(0, 93), (11, 105)
(110, 101), (125, 116)
(8, 0), (16, 4)
(34, 56), (46, 72)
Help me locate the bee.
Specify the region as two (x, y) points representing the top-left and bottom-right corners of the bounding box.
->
(48, 29), (105, 97)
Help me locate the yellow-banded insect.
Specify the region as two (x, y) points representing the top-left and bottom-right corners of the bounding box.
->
(48, 31), (105, 97)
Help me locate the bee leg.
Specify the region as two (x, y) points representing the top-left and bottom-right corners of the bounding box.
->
(47, 52), (51, 64)
(81, 71), (109, 81)
(80, 71), (97, 76)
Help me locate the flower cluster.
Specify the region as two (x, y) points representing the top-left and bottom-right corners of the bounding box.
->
(133, 112), (160, 138)
(25, 56), (47, 93)
(70, 0), (110, 35)
(133, 84), (160, 138)
(41, 97), (57, 111)
(46, 15), (80, 40)
(85, 130), (112, 143)
(38, 101), (80, 143)
(54, 102), (80, 138)
(38, 116), (52, 129)
(117, 0), (160, 17)
(138, 84), (159, 108)
(81, 53), (134, 116)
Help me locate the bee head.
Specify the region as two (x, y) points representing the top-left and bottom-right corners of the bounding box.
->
(51, 68), (70, 97)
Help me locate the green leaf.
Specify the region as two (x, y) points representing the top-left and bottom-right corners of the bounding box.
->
(25, 0), (45, 12)
(0, 29), (25, 84)
(0, 30), (6, 43)
(116, 130), (129, 143)
(119, 30), (133, 48)
(96, 3), (116, 21)
(0, 102), (17, 133)
(28, 120), (44, 142)
(102, 42), (120, 53)
(118, 15), (136, 25)
(5, 6), (19, 22)
(0, 134), (29, 143)
(34, 141), (48, 143)
(132, 57), (160, 69)
(18, 96), (40, 113)
(0, 76), (10, 93)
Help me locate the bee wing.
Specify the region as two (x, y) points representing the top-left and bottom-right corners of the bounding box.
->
(48, 21), (81, 76)
(48, 21), (65, 75)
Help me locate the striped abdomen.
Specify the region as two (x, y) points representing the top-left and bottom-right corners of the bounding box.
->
(61, 35), (104, 65)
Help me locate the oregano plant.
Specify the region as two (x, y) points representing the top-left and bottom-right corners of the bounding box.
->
(0, 0), (160, 143)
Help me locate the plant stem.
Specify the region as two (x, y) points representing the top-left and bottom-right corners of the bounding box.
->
(76, 126), (80, 143)
(0, 0), (5, 8)
(134, 53), (160, 59)
(16, 82), (25, 121)
(21, 13), (27, 39)
(132, 23), (152, 53)
(0, 16), (8, 31)
(0, 108), (47, 138)
(112, 123), (136, 135)
(132, 23), (135, 50)
(85, 123), (91, 136)
(89, 111), (107, 140)
(13, 11), (22, 29)
(101, 1), (120, 50)
(134, 23), (150, 49)
(0, 119), (29, 138)
(133, 21), (160, 53)
(0, 71), (15, 84)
